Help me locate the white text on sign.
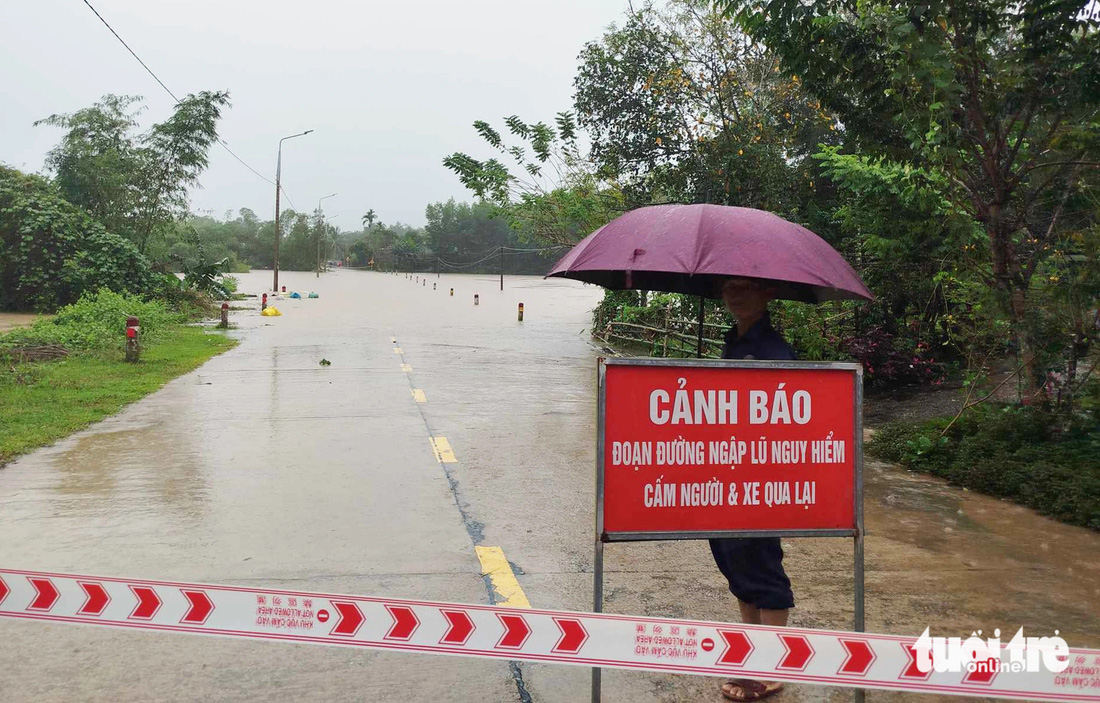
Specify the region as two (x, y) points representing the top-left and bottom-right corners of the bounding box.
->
(648, 383), (811, 426)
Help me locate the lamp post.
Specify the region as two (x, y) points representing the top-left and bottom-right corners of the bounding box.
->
(316, 193), (337, 278)
(273, 129), (313, 292)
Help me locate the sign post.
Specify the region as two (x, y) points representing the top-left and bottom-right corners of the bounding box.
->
(593, 357), (864, 701)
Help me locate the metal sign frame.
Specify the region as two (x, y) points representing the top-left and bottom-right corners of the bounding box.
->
(591, 357), (865, 702)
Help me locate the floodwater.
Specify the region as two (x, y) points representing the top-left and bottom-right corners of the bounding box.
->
(0, 312), (44, 333)
(0, 269), (1097, 702)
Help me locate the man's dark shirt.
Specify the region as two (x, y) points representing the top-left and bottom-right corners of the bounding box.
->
(722, 312), (796, 362)
(710, 310), (797, 610)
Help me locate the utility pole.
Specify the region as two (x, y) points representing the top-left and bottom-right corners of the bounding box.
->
(499, 245), (504, 291)
(273, 129), (313, 292)
(316, 193), (337, 278)
(274, 175), (281, 291)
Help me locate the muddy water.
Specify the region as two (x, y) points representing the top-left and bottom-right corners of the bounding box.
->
(0, 312), (45, 333)
(863, 459), (1100, 641)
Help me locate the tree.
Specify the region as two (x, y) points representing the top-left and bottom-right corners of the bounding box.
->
(361, 209), (377, 230)
(423, 199), (513, 255)
(0, 165), (158, 311)
(720, 0), (1100, 389)
(175, 226), (232, 298)
(157, 207), (265, 271)
(278, 211), (313, 270)
(133, 91), (231, 254)
(34, 95), (145, 242)
(37, 91), (231, 255)
(812, 148), (997, 363)
(347, 239), (369, 267)
(572, 0), (838, 216)
(443, 112), (625, 245)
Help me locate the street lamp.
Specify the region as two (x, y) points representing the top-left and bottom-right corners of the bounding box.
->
(273, 129), (313, 292)
(316, 193), (337, 277)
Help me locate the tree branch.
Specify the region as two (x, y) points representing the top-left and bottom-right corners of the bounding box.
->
(1022, 160), (1100, 171)
(939, 356), (1033, 438)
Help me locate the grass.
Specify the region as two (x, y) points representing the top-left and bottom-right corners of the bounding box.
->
(0, 326), (237, 465)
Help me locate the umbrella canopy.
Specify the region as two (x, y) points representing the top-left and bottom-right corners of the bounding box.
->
(547, 204), (872, 302)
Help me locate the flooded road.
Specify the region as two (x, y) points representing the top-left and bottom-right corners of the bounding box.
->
(1, 269), (1097, 702)
(0, 312), (44, 333)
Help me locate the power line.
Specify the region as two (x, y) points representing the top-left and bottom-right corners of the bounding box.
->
(81, 0), (178, 102)
(80, 0), (288, 199)
(279, 187), (297, 212)
(437, 250), (502, 269)
(221, 139), (274, 186)
(503, 244), (569, 253)
(415, 244), (567, 262)
(395, 244), (569, 271)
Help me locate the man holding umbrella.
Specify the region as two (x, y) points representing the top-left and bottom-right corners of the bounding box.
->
(712, 277), (794, 702)
(547, 203), (873, 702)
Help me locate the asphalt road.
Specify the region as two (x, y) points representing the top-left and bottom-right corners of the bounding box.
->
(1, 270), (1096, 702)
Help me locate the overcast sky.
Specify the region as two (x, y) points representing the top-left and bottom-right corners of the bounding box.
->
(0, 0), (630, 228)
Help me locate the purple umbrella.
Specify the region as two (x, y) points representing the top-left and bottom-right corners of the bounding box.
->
(547, 204), (872, 303)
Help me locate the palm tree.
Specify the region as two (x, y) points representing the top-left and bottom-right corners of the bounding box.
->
(361, 209), (376, 230)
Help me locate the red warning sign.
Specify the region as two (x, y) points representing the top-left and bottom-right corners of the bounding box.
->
(599, 359), (860, 537)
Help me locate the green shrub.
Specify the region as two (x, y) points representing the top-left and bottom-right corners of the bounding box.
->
(0, 165), (158, 311)
(869, 404), (1100, 530)
(0, 288), (179, 351)
(227, 255), (251, 274)
(868, 421), (929, 462)
(220, 274), (239, 294)
(772, 299), (848, 361)
(149, 273), (219, 317)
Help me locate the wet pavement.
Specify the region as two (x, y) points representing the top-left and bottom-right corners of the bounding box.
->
(1, 270), (1097, 702)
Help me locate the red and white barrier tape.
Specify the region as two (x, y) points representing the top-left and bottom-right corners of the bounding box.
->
(1, 568), (1097, 701)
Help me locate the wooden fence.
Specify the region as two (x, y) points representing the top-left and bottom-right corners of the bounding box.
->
(592, 318), (728, 359)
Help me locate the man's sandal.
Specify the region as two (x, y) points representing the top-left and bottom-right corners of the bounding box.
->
(720, 678), (784, 702)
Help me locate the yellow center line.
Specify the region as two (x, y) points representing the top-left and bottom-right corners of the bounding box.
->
(475, 546), (531, 609)
(394, 333), (526, 608)
(429, 436), (456, 463)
